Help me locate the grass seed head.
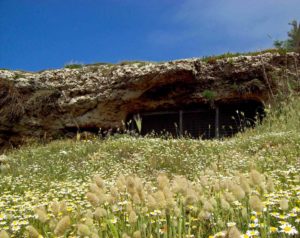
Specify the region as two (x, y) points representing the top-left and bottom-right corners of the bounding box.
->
(129, 210), (138, 224)
(249, 195), (264, 212)
(86, 192), (100, 207)
(250, 170), (264, 186)
(122, 233), (131, 238)
(50, 201), (60, 216)
(34, 207), (48, 223)
(26, 226), (40, 238)
(0, 230), (10, 238)
(54, 216), (71, 236)
(157, 174), (169, 190)
(239, 175), (251, 193)
(77, 224), (91, 236)
(93, 175), (105, 189)
(133, 230), (142, 238)
(226, 226), (241, 238)
(91, 233), (100, 238)
(221, 198), (230, 210)
(94, 207), (107, 219)
(231, 184), (246, 201)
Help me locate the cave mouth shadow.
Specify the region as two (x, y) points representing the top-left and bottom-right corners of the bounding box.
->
(127, 100), (265, 139)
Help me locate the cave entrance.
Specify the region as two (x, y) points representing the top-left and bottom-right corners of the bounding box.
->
(128, 100), (264, 139)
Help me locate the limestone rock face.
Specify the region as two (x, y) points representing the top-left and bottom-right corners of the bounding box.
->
(0, 52), (299, 149)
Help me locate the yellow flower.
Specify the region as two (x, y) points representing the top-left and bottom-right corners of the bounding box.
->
(269, 227), (278, 233)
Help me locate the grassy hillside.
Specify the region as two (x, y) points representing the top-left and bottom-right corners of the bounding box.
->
(0, 96), (299, 238)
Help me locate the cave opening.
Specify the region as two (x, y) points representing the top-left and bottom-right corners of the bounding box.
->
(127, 100), (265, 139)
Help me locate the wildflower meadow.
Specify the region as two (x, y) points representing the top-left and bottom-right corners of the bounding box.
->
(0, 97), (299, 238)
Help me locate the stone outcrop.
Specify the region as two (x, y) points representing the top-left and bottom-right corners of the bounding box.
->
(0, 52), (299, 149)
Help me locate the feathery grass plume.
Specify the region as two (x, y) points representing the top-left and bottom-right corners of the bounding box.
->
(94, 207), (107, 219)
(84, 217), (94, 227)
(239, 178), (251, 194)
(129, 210), (138, 224)
(220, 198), (230, 210)
(203, 200), (214, 212)
(89, 183), (108, 204)
(26, 226), (40, 238)
(231, 184), (245, 201)
(0, 230), (10, 238)
(49, 218), (57, 231)
(126, 176), (136, 196)
(126, 203), (133, 214)
(86, 192), (100, 207)
(110, 187), (119, 198)
(122, 233), (131, 238)
(172, 176), (188, 195)
(184, 188), (198, 205)
(166, 197), (176, 209)
(250, 169), (264, 186)
(209, 197), (217, 207)
(162, 187), (173, 200)
(116, 175), (126, 192)
(147, 194), (157, 210)
(141, 206), (148, 214)
(220, 179), (231, 190)
(50, 201), (60, 216)
(91, 233), (100, 238)
(198, 210), (211, 220)
(226, 226), (241, 238)
(133, 231), (141, 238)
(157, 174), (169, 190)
(199, 175), (209, 187)
(249, 195), (264, 212)
(136, 185), (145, 202)
(132, 193), (141, 204)
(85, 209), (94, 219)
(224, 192), (235, 203)
(279, 198), (289, 211)
(194, 183), (203, 194)
(93, 175), (105, 189)
(153, 191), (166, 209)
(77, 224), (91, 236)
(54, 216), (71, 236)
(241, 207), (248, 218)
(173, 206), (181, 217)
(259, 181), (266, 194)
(213, 183), (220, 192)
(89, 183), (102, 194)
(34, 207), (48, 223)
(107, 194), (116, 205)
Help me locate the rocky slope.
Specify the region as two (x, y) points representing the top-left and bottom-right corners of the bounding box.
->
(0, 52), (299, 149)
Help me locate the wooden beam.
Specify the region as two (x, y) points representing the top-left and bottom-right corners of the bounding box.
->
(215, 106), (220, 138)
(179, 110), (183, 136)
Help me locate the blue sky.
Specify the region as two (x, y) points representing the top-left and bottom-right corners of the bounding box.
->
(0, 0), (299, 71)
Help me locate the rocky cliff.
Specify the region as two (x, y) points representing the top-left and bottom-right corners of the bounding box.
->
(0, 52), (299, 149)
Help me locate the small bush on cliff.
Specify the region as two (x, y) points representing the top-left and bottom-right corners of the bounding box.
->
(202, 89), (217, 101)
(274, 20), (300, 52)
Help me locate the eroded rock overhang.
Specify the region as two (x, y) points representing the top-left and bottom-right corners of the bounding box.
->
(0, 52), (299, 149)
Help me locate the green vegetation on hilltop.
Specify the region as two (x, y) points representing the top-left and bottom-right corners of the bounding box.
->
(274, 20), (300, 53)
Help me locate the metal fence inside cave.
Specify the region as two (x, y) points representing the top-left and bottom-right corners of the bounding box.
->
(128, 100), (264, 139)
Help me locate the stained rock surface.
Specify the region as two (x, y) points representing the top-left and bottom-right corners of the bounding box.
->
(0, 52), (299, 149)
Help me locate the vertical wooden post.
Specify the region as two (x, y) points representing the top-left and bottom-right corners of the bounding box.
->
(215, 106), (220, 138)
(179, 110), (183, 137)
